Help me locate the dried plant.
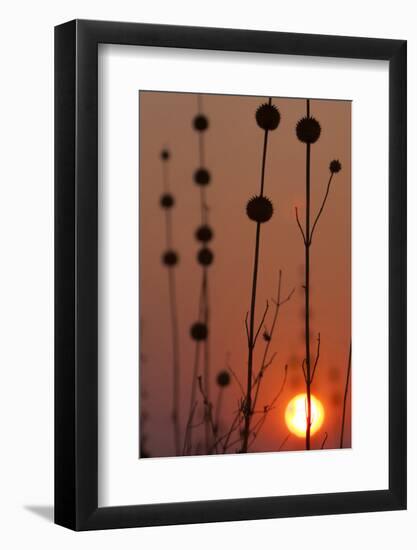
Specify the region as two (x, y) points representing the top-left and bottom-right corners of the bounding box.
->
(196, 269), (293, 455)
(185, 94), (214, 454)
(147, 94), (350, 458)
(294, 98), (342, 450)
(159, 148), (181, 455)
(241, 98), (280, 453)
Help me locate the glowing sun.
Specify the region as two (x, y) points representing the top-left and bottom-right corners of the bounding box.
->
(285, 393), (325, 438)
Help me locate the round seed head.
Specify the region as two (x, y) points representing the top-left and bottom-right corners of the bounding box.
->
(162, 250), (178, 267)
(263, 331), (271, 342)
(197, 247), (214, 266)
(246, 195), (274, 223)
(329, 159), (342, 173)
(255, 103), (281, 130)
(160, 149), (170, 161)
(194, 168), (211, 186)
(296, 117), (321, 143)
(216, 370), (231, 387)
(190, 322), (208, 341)
(193, 114), (209, 131)
(160, 193), (175, 209)
(195, 224), (213, 243)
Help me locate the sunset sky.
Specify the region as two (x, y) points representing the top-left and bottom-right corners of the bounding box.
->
(139, 91), (351, 458)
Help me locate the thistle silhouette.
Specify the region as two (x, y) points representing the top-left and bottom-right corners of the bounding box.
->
(159, 148), (181, 455)
(294, 99), (342, 450)
(145, 92), (350, 458)
(241, 97), (280, 453)
(185, 94), (214, 455)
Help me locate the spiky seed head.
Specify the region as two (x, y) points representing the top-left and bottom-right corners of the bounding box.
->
(216, 370), (231, 387)
(190, 322), (208, 341)
(193, 114), (209, 131)
(160, 193), (174, 209)
(296, 117), (321, 144)
(195, 224), (213, 243)
(194, 168), (211, 186)
(246, 195), (274, 223)
(255, 103), (281, 130)
(329, 159), (342, 173)
(162, 250), (178, 267)
(160, 149), (170, 161)
(197, 247), (214, 266)
(263, 331), (271, 342)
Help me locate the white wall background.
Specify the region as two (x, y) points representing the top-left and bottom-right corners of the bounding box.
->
(0, 0), (414, 548)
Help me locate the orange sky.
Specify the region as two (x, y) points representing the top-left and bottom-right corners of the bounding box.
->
(139, 91), (351, 458)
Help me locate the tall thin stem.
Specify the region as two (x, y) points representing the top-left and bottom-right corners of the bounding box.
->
(161, 152), (181, 455)
(305, 132), (312, 451)
(340, 342), (352, 448)
(202, 269), (211, 451)
(241, 97), (272, 453)
(184, 281), (205, 453)
(295, 100), (342, 450)
(167, 268), (180, 454)
(199, 96), (211, 454)
(186, 94), (213, 455)
(242, 222), (262, 451)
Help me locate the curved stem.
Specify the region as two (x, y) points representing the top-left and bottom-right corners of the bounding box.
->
(251, 271), (294, 414)
(340, 342), (352, 448)
(309, 173), (334, 244)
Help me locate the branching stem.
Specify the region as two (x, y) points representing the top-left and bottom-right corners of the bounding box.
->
(242, 98), (272, 452)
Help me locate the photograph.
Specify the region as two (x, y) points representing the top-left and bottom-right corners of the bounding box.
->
(0, 1), (409, 543)
(139, 91), (351, 458)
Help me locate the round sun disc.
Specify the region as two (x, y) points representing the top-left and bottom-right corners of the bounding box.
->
(285, 393), (324, 438)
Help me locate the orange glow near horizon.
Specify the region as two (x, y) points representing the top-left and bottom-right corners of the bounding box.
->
(285, 394), (325, 438)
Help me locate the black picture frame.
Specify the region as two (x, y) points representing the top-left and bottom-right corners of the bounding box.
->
(55, 19), (407, 531)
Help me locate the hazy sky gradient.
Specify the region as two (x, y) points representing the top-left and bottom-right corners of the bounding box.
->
(140, 91), (351, 458)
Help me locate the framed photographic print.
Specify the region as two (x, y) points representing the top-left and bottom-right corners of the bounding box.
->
(55, 20), (406, 530)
